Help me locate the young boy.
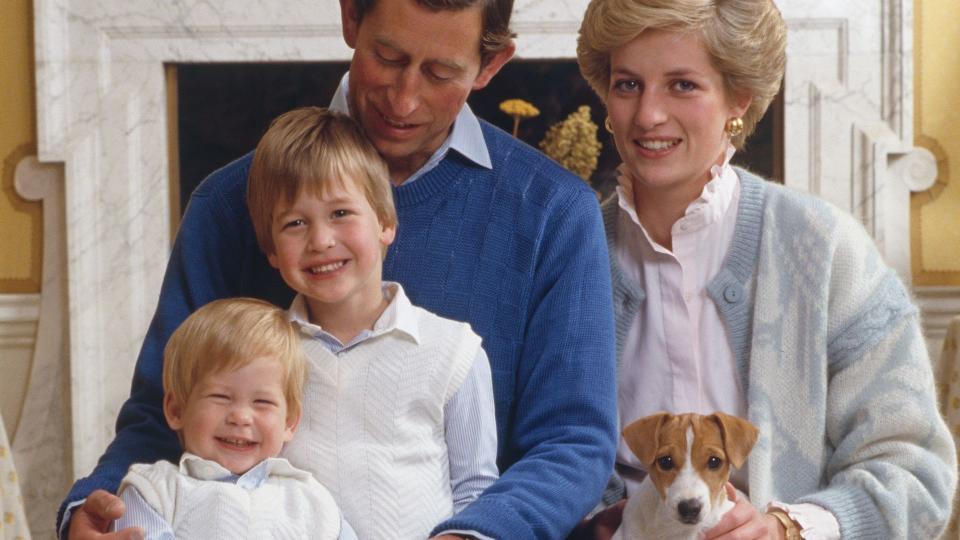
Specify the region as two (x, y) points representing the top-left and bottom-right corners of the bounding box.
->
(246, 107), (499, 540)
(113, 297), (356, 539)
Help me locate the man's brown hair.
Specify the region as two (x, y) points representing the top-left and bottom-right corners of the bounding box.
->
(347, 0), (514, 62)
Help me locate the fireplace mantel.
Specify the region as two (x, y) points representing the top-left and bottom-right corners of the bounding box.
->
(30, 0), (937, 510)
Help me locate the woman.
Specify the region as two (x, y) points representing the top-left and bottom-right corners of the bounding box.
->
(575, 0), (957, 538)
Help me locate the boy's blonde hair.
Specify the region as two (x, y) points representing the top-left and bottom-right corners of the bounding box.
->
(247, 106), (397, 256)
(576, 0), (786, 149)
(163, 297), (305, 419)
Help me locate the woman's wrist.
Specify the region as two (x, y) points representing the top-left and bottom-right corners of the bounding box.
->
(766, 509), (801, 540)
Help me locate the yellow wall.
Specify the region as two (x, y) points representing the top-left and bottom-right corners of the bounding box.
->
(914, 0), (960, 285)
(0, 0), (41, 293)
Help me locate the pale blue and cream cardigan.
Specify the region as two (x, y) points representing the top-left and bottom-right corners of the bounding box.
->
(604, 168), (957, 539)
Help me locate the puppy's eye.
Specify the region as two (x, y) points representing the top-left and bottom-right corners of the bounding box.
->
(656, 456), (674, 471)
(707, 456), (722, 470)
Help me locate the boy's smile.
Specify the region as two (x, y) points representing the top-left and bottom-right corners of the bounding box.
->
(164, 356), (298, 475)
(268, 177), (396, 341)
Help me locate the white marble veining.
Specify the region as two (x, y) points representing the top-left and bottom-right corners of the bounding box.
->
(12, 155), (70, 539)
(30, 0), (948, 525)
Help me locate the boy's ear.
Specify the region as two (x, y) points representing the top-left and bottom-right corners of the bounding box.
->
(267, 251), (280, 270)
(380, 221), (397, 248)
(284, 409), (301, 443)
(163, 392), (185, 431)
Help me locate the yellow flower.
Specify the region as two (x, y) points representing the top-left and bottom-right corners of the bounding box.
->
(539, 105), (602, 183)
(500, 99), (540, 137)
(499, 99), (540, 119)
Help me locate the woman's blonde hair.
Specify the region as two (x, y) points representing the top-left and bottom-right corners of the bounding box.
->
(247, 106), (396, 256)
(163, 298), (305, 419)
(576, 0), (786, 148)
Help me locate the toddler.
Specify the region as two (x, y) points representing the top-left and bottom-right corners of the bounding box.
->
(114, 298), (356, 539)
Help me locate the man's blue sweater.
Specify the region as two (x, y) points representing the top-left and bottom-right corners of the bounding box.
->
(60, 120), (617, 539)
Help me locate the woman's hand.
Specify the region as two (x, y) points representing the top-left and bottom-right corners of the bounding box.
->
(704, 484), (783, 540)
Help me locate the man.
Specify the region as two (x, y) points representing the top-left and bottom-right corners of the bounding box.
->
(60, 1), (617, 538)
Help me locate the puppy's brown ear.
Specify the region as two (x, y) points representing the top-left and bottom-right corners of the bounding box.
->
(623, 412), (670, 466)
(712, 412), (758, 469)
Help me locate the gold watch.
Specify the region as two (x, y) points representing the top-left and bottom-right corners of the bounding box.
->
(767, 509), (801, 540)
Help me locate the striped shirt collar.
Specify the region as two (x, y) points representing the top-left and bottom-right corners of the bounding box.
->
(287, 281), (421, 350)
(179, 453), (308, 487)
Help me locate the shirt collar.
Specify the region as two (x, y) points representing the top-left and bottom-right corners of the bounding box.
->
(178, 453), (306, 488)
(329, 72), (491, 180)
(288, 281), (421, 347)
(616, 142), (738, 245)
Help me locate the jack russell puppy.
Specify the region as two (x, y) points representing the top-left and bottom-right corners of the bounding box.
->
(612, 412), (758, 540)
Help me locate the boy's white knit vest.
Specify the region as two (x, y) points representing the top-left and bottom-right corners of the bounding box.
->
(120, 457), (342, 539)
(283, 307), (481, 540)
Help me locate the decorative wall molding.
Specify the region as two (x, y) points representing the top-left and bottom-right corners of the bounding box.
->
(12, 154), (70, 540)
(0, 294), (40, 337)
(916, 286), (960, 358)
(0, 293), (39, 437)
(1, 143), (44, 292)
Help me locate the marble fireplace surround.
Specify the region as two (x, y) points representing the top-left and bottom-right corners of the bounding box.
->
(29, 0), (951, 489)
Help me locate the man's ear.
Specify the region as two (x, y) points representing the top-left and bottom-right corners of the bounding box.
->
(163, 393), (185, 431)
(340, 0), (360, 48)
(472, 41), (515, 91)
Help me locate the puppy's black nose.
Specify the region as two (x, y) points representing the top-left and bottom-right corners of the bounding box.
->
(677, 499), (702, 523)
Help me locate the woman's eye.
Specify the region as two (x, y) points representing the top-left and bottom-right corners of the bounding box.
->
(656, 455), (674, 471)
(613, 79), (640, 93)
(673, 80), (697, 92)
(707, 456), (722, 470)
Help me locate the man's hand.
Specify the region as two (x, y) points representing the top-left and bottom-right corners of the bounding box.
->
(591, 499), (626, 540)
(567, 499), (626, 540)
(705, 484), (782, 540)
(67, 489), (144, 540)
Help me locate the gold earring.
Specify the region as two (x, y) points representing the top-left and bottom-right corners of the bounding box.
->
(604, 116), (614, 134)
(725, 117), (744, 137)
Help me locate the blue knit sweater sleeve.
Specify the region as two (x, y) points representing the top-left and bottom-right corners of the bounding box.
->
(430, 131), (618, 539)
(56, 153), (291, 530)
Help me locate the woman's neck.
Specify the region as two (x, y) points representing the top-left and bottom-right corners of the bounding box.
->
(631, 149), (729, 250)
(632, 179), (707, 251)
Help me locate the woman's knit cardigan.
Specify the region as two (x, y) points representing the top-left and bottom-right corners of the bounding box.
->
(603, 168), (957, 539)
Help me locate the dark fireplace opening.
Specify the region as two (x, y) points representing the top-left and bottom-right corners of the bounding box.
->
(176, 61), (781, 217)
